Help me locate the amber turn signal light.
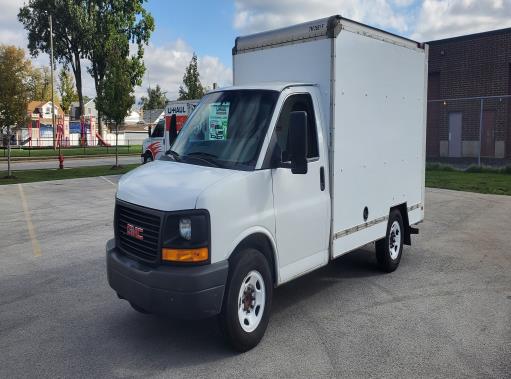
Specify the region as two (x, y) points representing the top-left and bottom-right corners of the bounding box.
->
(162, 247), (208, 262)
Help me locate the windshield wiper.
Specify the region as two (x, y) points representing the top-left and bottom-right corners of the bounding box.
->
(165, 149), (181, 161)
(184, 152), (223, 168)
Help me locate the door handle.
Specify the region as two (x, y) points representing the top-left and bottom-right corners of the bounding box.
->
(320, 166), (325, 191)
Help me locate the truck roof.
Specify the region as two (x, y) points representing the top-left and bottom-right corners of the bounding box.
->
(233, 15), (423, 55)
(211, 82), (315, 93)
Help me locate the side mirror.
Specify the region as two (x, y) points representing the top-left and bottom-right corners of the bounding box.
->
(148, 126), (152, 137)
(288, 111), (308, 174)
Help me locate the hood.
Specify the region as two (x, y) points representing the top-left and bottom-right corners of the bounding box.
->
(116, 160), (236, 211)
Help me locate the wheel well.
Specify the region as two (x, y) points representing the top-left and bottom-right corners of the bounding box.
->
(229, 233), (278, 285)
(145, 150), (153, 159)
(391, 203), (411, 245)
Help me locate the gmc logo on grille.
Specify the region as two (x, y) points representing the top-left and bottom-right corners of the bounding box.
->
(126, 223), (144, 240)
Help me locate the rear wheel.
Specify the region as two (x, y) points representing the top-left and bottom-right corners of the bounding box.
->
(375, 209), (404, 272)
(219, 248), (272, 352)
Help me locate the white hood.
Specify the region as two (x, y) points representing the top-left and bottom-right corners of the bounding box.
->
(116, 160), (236, 211)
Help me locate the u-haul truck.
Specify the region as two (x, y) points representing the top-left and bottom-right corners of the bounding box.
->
(141, 100), (199, 163)
(109, 15), (427, 352)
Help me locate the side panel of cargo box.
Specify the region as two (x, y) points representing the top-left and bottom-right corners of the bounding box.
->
(331, 22), (427, 258)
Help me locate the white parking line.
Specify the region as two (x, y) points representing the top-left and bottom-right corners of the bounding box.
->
(18, 184), (42, 257)
(99, 176), (116, 186)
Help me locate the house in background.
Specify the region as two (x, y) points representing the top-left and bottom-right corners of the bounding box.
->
(13, 100), (69, 146)
(141, 108), (164, 126)
(70, 98), (98, 120)
(426, 27), (511, 162)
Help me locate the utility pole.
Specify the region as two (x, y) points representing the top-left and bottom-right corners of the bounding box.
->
(49, 15), (56, 150)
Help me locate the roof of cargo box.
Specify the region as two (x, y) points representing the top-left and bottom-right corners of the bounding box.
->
(233, 15), (423, 55)
(210, 82), (314, 93)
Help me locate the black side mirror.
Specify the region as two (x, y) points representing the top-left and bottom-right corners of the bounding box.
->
(288, 111), (308, 174)
(148, 126), (152, 137)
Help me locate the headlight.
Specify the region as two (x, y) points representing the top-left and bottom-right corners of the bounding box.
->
(161, 210), (210, 264)
(179, 218), (192, 240)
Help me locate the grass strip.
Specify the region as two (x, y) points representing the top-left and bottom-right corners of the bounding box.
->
(1, 164), (140, 185)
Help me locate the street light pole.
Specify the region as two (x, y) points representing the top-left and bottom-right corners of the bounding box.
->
(49, 15), (56, 150)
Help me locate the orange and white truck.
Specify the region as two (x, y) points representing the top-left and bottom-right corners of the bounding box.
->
(141, 100), (199, 163)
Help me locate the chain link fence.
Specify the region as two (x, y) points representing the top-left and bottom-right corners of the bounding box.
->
(427, 95), (511, 166)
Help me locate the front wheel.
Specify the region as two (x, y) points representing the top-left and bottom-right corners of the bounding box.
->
(375, 209), (404, 272)
(143, 152), (153, 164)
(219, 249), (273, 352)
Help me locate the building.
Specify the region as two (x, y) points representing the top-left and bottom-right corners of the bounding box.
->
(70, 98), (98, 120)
(426, 28), (511, 161)
(141, 108), (164, 126)
(14, 101), (70, 146)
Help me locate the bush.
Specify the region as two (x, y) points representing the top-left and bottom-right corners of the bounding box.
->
(426, 163), (457, 172)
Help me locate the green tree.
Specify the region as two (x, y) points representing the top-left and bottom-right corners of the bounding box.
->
(178, 53), (205, 100)
(139, 84), (167, 110)
(0, 46), (31, 178)
(57, 68), (78, 114)
(87, 0), (154, 135)
(98, 29), (145, 167)
(18, 0), (88, 117)
(27, 66), (57, 101)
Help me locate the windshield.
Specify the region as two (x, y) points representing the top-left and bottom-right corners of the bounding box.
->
(169, 90), (279, 170)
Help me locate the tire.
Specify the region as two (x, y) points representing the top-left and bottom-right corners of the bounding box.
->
(129, 301), (151, 314)
(143, 152), (153, 164)
(375, 209), (404, 272)
(219, 248), (273, 352)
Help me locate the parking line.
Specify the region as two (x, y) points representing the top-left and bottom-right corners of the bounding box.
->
(100, 176), (116, 186)
(18, 184), (42, 257)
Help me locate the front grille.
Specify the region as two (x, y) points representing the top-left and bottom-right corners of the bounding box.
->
(116, 202), (161, 263)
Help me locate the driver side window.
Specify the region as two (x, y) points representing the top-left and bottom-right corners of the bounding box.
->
(274, 93), (319, 162)
(151, 120), (164, 138)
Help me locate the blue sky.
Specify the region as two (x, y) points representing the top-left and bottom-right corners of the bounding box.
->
(1, 0), (511, 101)
(144, 0), (237, 67)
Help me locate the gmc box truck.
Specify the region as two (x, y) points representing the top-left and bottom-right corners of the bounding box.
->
(107, 15), (427, 351)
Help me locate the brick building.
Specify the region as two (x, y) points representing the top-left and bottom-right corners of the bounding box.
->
(426, 28), (511, 161)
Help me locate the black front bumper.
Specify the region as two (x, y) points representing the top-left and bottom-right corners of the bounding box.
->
(106, 239), (228, 319)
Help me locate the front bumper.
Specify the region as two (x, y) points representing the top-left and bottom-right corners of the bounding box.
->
(106, 239), (228, 319)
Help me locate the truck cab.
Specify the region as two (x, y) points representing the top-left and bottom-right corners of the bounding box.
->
(141, 100), (199, 163)
(141, 118), (165, 163)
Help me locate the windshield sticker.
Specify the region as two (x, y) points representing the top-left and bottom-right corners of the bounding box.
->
(208, 102), (230, 140)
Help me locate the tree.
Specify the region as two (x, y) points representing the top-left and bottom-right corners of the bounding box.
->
(99, 29), (145, 168)
(87, 0), (154, 135)
(139, 84), (167, 110)
(0, 46), (31, 178)
(57, 68), (78, 114)
(178, 53), (205, 100)
(27, 66), (57, 101)
(18, 0), (88, 118)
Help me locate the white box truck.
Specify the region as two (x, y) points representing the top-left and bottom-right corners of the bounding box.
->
(107, 15), (427, 351)
(141, 100), (198, 163)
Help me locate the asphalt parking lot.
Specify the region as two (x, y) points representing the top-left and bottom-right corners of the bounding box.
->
(0, 177), (510, 378)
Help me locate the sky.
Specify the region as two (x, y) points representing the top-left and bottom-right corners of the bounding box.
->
(1, 0), (510, 104)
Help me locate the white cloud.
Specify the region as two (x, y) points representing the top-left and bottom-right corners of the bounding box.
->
(412, 0), (511, 41)
(0, 0), (26, 48)
(233, 0), (511, 43)
(136, 39), (232, 102)
(233, 0), (410, 35)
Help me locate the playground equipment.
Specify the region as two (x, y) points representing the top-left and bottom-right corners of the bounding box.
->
(95, 132), (111, 146)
